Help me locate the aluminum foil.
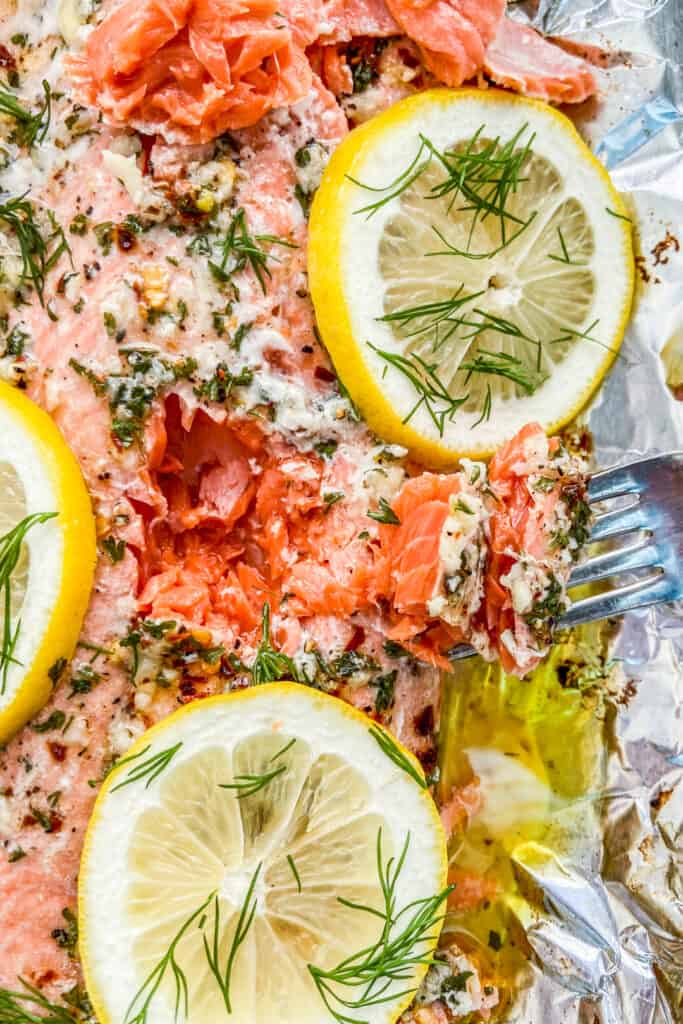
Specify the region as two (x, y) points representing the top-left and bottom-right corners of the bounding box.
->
(493, 2), (683, 1021)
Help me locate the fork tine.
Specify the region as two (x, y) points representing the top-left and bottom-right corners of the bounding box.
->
(559, 572), (678, 629)
(589, 501), (651, 542)
(568, 537), (660, 588)
(587, 464), (639, 503)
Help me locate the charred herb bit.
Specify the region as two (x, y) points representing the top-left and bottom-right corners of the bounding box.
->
(314, 438), (338, 460)
(372, 669), (397, 714)
(367, 497), (400, 525)
(347, 38), (391, 94)
(69, 664), (101, 697)
(51, 908), (78, 956)
(69, 213), (88, 236)
(0, 513), (57, 695)
(93, 221), (114, 255)
(332, 650), (377, 679)
(101, 535), (126, 563)
(193, 363), (253, 404)
(488, 930), (503, 952)
(322, 490), (345, 512)
(0, 79), (51, 148)
(294, 184), (312, 218)
(383, 639), (411, 659)
(3, 324), (28, 357)
(0, 193), (71, 305)
(441, 970), (474, 996)
(8, 845), (26, 862)
(524, 574), (565, 645)
(553, 479), (592, 556)
(31, 709), (66, 733)
(61, 985), (94, 1020)
(250, 603), (298, 684)
(109, 741), (182, 793)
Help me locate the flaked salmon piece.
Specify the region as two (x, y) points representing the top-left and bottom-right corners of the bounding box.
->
(319, 0), (399, 43)
(65, 0), (313, 143)
(308, 43), (354, 95)
(484, 422), (588, 676)
(439, 777), (482, 837)
(384, 0), (504, 88)
(484, 17), (597, 104)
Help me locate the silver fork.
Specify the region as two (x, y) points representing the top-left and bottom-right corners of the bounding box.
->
(450, 451), (683, 660)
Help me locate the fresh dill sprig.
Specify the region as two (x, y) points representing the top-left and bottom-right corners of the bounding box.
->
(366, 497), (400, 526)
(124, 892), (215, 1024)
(426, 217), (533, 262)
(109, 742), (183, 793)
(347, 140), (431, 219)
(548, 317), (617, 355)
(0, 512), (56, 695)
(461, 349), (545, 393)
(287, 854), (302, 892)
(421, 124), (537, 252)
(547, 226), (586, 266)
(460, 348), (547, 425)
(377, 284), (484, 349)
(208, 207), (296, 294)
(369, 726), (427, 790)
(249, 603), (298, 684)
(0, 978), (86, 1024)
(605, 206), (632, 224)
(219, 762), (287, 799)
(0, 80), (51, 148)
(203, 865), (262, 1015)
(0, 193), (71, 305)
(271, 737), (297, 761)
(368, 343), (468, 437)
(308, 829), (453, 1024)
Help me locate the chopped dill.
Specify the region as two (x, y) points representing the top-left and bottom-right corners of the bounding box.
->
(250, 603), (298, 684)
(0, 193), (71, 305)
(287, 854), (303, 892)
(0, 80), (51, 148)
(219, 762), (287, 799)
(367, 497), (400, 525)
(208, 207), (296, 294)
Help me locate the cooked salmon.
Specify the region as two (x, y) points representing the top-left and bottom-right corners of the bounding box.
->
(0, 0), (593, 1004)
(484, 16), (597, 104)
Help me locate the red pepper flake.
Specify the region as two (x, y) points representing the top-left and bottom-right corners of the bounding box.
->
(47, 741), (67, 763)
(0, 45), (17, 71)
(314, 366), (337, 383)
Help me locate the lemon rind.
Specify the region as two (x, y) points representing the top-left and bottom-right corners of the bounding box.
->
(0, 381), (96, 741)
(79, 683), (449, 1024)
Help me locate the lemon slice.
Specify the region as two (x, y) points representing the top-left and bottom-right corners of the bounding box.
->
(309, 88), (634, 464)
(0, 381), (95, 741)
(80, 684), (448, 1024)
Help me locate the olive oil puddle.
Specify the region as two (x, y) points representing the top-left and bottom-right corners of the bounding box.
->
(437, 622), (618, 1010)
